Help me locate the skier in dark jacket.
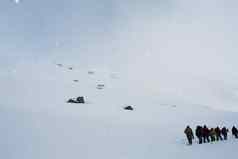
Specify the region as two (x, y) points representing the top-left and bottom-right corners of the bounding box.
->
(184, 126), (194, 145)
(232, 126), (238, 138)
(221, 127), (229, 140)
(195, 125), (203, 144)
(215, 126), (223, 141)
(202, 125), (210, 143)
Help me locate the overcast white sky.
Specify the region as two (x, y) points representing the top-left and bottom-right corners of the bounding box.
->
(1, 0), (238, 78)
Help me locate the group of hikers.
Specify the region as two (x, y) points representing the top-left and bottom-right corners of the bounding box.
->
(184, 125), (238, 145)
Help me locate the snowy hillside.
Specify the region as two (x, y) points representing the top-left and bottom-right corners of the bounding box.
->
(1, 61), (238, 159)
(2, 0), (238, 158)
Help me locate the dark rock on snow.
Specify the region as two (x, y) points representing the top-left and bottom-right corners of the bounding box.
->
(88, 71), (94, 75)
(124, 106), (134, 111)
(57, 64), (63, 67)
(67, 96), (85, 104)
(96, 84), (105, 89)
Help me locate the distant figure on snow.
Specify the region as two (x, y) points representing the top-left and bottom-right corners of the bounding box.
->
(215, 126), (223, 141)
(184, 126), (194, 145)
(210, 128), (216, 142)
(221, 127), (229, 140)
(195, 125), (203, 144)
(232, 126), (238, 138)
(202, 125), (210, 143)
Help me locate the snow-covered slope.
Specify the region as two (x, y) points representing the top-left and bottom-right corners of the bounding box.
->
(1, 61), (238, 159)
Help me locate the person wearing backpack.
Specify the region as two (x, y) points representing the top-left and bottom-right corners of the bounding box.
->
(184, 126), (194, 145)
(202, 125), (210, 143)
(232, 126), (238, 138)
(215, 126), (223, 141)
(210, 128), (216, 142)
(221, 127), (229, 140)
(195, 125), (203, 144)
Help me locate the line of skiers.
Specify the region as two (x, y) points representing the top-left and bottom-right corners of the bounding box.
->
(184, 125), (238, 145)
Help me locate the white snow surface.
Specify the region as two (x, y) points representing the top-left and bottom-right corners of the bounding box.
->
(1, 61), (238, 159)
